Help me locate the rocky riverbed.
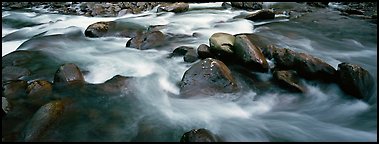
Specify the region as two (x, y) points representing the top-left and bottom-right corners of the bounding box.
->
(2, 2), (377, 142)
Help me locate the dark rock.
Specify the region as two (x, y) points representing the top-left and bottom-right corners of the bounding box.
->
(157, 2), (189, 13)
(273, 48), (336, 82)
(237, 33), (278, 60)
(22, 100), (66, 142)
(230, 2), (263, 11)
(26, 80), (53, 108)
(170, 46), (194, 57)
(293, 53), (336, 82)
(233, 34), (269, 72)
(94, 75), (134, 95)
(2, 66), (31, 82)
(180, 128), (218, 142)
(53, 63), (85, 90)
(84, 21), (145, 38)
(245, 9), (275, 21)
(184, 49), (198, 63)
(273, 70), (306, 93)
(180, 58), (239, 97)
(209, 32), (235, 60)
(221, 2), (232, 9)
(337, 63), (375, 99)
(197, 44), (214, 59)
(126, 30), (166, 50)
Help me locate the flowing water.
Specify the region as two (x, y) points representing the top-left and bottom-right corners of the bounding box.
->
(2, 2), (377, 142)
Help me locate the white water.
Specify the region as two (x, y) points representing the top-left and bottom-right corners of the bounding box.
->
(2, 2), (377, 142)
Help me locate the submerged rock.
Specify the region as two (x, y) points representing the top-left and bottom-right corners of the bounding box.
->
(3, 80), (28, 108)
(337, 63), (375, 99)
(180, 58), (239, 97)
(233, 34), (269, 72)
(26, 80), (53, 108)
(157, 2), (189, 13)
(22, 100), (66, 142)
(273, 70), (306, 93)
(126, 30), (166, 50)
(180, 128), (219, 142)
(2, 66), (31, 82)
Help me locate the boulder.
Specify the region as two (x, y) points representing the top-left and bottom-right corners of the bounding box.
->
(157, 2), (189, 13)
(337, 63), (375, 99)
(273, 70), (306, 93)
(84, 21), (145, 38)
(272, 48), (336, 82)
(126, 30), (166, 50)
(233, 34), (269, 72)
(197, 44), (214, 59)
(3, 80), (28, 107)
(180, 128), (218, 142)
(169, 46), (194, 57)
(53, 63), (85, 89)
(245, 9), (275, 21)
(180, 58), (239, 97)
(230, 2), (263, 11)
(209, 32), (235, 60)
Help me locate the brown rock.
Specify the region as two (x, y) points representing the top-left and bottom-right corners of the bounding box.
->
(273, 70), (306, 93)
(245, 9), (275, 21)
(180, 128), (218, 142)
(197, 44), (214, 59)
(53, 63), (85, 89)
(233, 34), (269, 72)
(157, 2), (189, 13)
(126, 30), (166, 50)
(26, 80), (53, 108)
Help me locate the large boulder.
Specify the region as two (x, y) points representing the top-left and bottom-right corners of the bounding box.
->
(233, 34), (269, 72)
(157, 2), (189, 13)
(180, 128), (219, 142)
(273, 70), (306, 93)
(126, 30), (166, 50)
(272, 48), (336, 82)
(84, 21), (145, 38)
(337, 63), (375, 99)
(180, 58), (239, 97)
(53, 63), (85, 90)
(230, 2), (263, 11)
(245, 9), (275, 21)
(209, 32), (235, 60)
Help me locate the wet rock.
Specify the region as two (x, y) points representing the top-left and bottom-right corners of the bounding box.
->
(22, 100), (66, 142)
(180, 58), (239, 97)
(273, 70), (306, 93)
(293, 53), (336, 82)
(157, 2), (189, 13)
(221, 2), (232, 9)
(337, 63), (375, 99)
(84, 21), (145, 38)
(94, 75), (134, 95)
(170, 46), (194, 57)
(197, 44), (214, 59)
(26, 80), (53, 108)
(273, 48), (336, 82)
(209, 32), (235, 60)
(184, 49), (198, 63)
(53, 63), (85, 90)
(230, 2), (263, 11)
(245, 9), (275, 21)
(126, 30), (166, 50)
(180, 128), (218, 142)
(2, 66), (31, 82)
(233, 34), (269, 72)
